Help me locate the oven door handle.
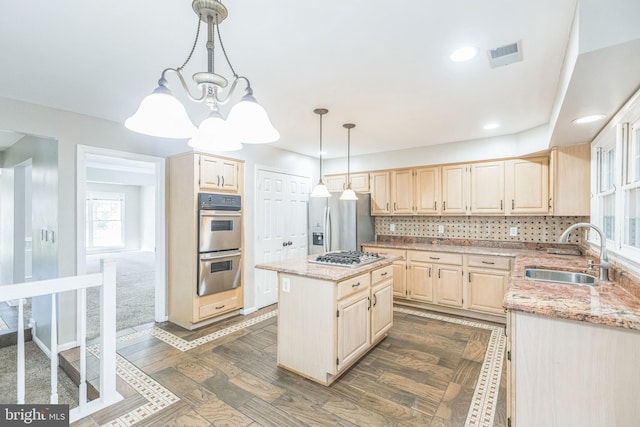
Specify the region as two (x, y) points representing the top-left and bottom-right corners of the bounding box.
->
(200, 251), (242, 261)
(200, 211), (241, 217)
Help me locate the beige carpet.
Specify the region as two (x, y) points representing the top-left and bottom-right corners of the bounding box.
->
(0, 341), (78, 405)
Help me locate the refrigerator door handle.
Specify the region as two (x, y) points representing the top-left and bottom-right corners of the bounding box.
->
(325, 206), (332, 252)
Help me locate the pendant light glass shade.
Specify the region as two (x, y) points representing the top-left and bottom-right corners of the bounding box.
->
(188, 110), (242, 151)
(310, 108), (331, 198)
(125, 86), (196, 139)
(227, 93), (280, 143)
(340, 123), (358, 200)
(339, 186), (358, 200)
(310, 182), (332, 198)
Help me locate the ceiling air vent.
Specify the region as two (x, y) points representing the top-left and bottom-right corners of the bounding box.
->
(487, 41), (522, 68)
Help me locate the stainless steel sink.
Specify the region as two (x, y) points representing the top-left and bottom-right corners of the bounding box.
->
(524, 268), (596, 286)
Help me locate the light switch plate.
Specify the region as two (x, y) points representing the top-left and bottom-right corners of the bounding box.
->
(438, 225), (445, 234)
(510, 226), (518, 236)
(282, 277), (291, 293)
(390, 224), (396, 232)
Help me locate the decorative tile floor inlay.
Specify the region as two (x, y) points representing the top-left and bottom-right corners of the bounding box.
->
(394, 307), (506, 427)
(87, 345), (180, 427)
(147, 309), (278, 351)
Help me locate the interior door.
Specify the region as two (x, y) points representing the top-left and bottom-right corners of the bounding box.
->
(255, 169), (310, 309)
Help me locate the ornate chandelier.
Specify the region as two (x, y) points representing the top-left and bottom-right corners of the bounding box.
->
(125, 0), (279, 151)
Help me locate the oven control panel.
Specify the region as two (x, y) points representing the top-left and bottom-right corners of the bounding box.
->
(199, 193), (241, 211)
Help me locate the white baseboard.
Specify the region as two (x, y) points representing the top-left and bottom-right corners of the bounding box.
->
(239, 306), (257, 315)
(32, 332), (52, 359)
(58, 340), (78, 352)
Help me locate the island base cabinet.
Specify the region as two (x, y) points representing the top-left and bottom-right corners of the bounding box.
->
(508, 311), (640, 427)
(371, 280), (393, 342)
(337, 291), (371, 371)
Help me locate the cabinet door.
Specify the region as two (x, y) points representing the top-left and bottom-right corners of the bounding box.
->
(199, 156), (222, 189)
(391, 169), (414, 214)
(550, 144), (590, 216)
(441, 165), (468, 214)
(337, 291), (371, 370)
(470, 161), (504, 214)
(408, 261), (434, 302)
(350, 173), (370, 193)
(326, 175), (347, 192)
(435, 265), (463, 307)
(468, 269), (509, 315)
(371, 281), (393, 342)
(392, 261), (407, 298)
(370, 172), (391, 215)
(415, 167), (440, 214)
(506, 157), (549, 215)
(218, 159), (239, 191)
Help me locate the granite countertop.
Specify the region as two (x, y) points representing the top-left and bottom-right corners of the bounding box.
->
(255, 254), (400, 282)
(362, 240), (640, 331)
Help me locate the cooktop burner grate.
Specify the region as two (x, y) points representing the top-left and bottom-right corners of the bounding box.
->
(309, 251), (382, 268)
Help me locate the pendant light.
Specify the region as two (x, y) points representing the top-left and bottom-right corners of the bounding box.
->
(310, 108), (332, 198)
(339, 123), (358, 200)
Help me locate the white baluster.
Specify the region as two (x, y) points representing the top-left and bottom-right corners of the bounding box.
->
(17, 298), (25, 404)
(50, 293), (58, 404)
(78, 287), (87, 409)
(100, 259), (118, 404)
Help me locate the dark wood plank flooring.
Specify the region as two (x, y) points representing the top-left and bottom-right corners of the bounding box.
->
(71, 307), (506, 426)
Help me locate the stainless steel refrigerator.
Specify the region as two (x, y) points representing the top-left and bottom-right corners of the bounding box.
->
(308, 192), (375, 254)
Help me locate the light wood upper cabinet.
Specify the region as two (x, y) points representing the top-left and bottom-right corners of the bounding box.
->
(391, 169), (414, 214)
(325, 175), (347, 192)
(370, 172), (391, 215)
(505, 157), (549, 215)
(325, 173), (370, 193)
(441, 165), (468, 214)
(415, 167), (441, 214)
(470, 161), (505, 214)
(550, 144), (590, 216)
(199, 155), (239, 192)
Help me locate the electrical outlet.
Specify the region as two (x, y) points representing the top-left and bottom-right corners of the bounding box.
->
(510, 226), (518, 236)
(438, 224), (445, 234)
(282, 277), (291, 293)
(390, 223), (396, 232)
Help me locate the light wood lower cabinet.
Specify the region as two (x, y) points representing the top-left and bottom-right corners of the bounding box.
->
(408, 251), (463, 307)
(507, 311), (640, 427)
(363, 247), (406, 298)
(466, 254), (511, 316)
(408, 260), (434, 302)
(277, 265), (393, 386)
(435, 264), (463, 307)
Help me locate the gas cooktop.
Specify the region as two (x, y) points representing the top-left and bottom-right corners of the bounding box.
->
(309, 251), (382, 268)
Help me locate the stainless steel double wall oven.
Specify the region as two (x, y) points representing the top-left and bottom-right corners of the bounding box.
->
(197, 193), (242, 296)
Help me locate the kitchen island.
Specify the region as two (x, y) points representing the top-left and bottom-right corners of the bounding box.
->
(255, 254), (398, 385)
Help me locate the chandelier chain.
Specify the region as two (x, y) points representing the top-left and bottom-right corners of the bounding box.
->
(216, 13), (238, 78)
(179, 14), (203, 71)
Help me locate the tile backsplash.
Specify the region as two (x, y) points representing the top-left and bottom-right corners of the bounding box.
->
(375, 216), (590, 244)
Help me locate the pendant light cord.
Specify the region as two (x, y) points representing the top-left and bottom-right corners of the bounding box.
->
(347, 127), (351, 183)
(319, 113), (324, 178)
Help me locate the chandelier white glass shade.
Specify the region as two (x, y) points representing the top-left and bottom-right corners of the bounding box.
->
(339, 123), (358, 201)
(125, 0), (279, 151)
(310, 108), (332, 198)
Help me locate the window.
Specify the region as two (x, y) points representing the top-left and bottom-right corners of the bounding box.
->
(86, 192), (125, 249)
(624, 121), (640, 249)
(596, 145), (616, 241)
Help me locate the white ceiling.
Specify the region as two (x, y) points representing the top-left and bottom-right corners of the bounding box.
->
(0, 0), (638, 159)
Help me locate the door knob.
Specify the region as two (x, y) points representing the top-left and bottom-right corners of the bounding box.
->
(282, 242), (287, 247)
(287, 241), (293, 246)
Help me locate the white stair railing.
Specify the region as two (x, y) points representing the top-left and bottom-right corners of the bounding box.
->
(0, 259), (122, 422)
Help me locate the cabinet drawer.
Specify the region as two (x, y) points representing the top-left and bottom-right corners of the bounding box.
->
(371, 265), (393, 284)
(408, 250), (462, 265)
(363, 247), (406, 260)
(337, 273), (371, 300)
(198, 291), (239, 319)
(467, 255), (511, 270)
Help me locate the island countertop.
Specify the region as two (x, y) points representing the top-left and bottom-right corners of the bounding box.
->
(255, 254), (400, 282)
(362, 240), (640, 331)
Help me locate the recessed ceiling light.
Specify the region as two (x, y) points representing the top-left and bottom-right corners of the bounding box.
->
(483, 123), (500, 130)
(450, 46), (478, 62)
(318, 150), (327, 156)
(572, 114), (606, 124)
